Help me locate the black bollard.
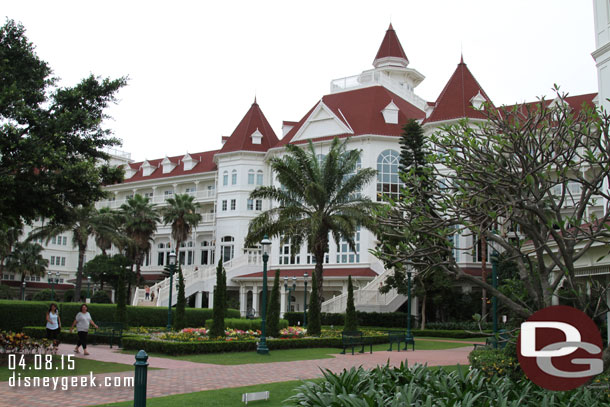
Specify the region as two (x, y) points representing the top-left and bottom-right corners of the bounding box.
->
(133, 350), (148, 407)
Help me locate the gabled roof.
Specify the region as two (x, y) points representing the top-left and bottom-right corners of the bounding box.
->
(278, 86), (425, 146)
(424, 58), (494, 124)
(374, 23), (409, 64)
(219, 99), (279, 154)
(500, 93), (597, 116)
(123, 150), (219, 183)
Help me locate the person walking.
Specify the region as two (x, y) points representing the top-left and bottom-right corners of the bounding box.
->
(70, 304), (98, 355)
(45, 303), (61, 351)
(145, 285), (150, 300)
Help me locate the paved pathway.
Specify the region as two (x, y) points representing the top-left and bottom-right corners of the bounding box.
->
(0, 343), (474, 407)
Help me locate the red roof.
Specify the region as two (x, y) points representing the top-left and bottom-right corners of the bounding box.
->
(374, 23), (409, 64)
(500, 93), (597, 117)
(219, 100), (279, 154)
(235, 267), (377, 279)
(424, 59), (494, 124)
(278, 86), (425, 146)
(123, 150), (219, 183)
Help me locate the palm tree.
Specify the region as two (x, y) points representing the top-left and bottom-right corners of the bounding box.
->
(5, 241), (48, 286)
(246, 137), (377, 315)
(93, 207), (125, 256)
(119, 194), (160, 284)
(0, 225), (22, 277)
(162, 194), (202, 265)
(29, 205), (116, 302)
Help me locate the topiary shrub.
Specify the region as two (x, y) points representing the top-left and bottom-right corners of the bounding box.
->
(91, 290), (112, 304)
(32, 289), (54, 301)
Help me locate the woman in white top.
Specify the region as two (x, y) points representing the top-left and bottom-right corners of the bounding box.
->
(45, 303), (61, 348)
(70, 304), (98, 355)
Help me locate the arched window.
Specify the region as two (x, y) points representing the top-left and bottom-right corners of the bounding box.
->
(231, 169), (237, 185)
(376, 150), (400, 201)
(256, 170), (263, 186)
(223, 171), (228, 186)
(248, 169), (255, 185)
(221, 236), (235, 262)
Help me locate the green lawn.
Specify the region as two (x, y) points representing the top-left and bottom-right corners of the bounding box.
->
(92, 366), (466, 407)
(0, 355), (136, 382)
(121, 338), (471, 365)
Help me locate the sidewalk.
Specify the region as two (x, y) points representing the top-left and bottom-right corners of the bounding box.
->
(0, 344), (473, 407)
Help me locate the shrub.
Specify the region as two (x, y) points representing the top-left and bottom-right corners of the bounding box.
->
(469, 346), (522, 381)
(32, 289), (54, 301)
(266, 270), (281, 337)
(91, 290), (112, 304)
(63, 289), (74, 302)
(210, 260), (225, 337)
(344, 276), (358, 331)
(0, 285), (14, 299)
(307, 272), (321, 335)
(205, 318), (288, 332)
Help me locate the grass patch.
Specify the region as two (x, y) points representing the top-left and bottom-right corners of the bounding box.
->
(120, 338), (470, 365)
(0, 355), (135, 382)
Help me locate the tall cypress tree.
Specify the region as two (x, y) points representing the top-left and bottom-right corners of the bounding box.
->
(266, 270), (281, 337)
(173, 265), (186, 330)
(344, 275), (358, 331)
(210, 259), (225, 338)
(307, 272), (321, 335)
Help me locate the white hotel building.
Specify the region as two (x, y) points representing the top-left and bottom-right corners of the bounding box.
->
(7, 23), (604, 318)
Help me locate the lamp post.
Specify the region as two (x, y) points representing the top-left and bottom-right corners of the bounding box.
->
(166, 251), (177, 331)
(406, 269), (413, 342)
(284, 276), (296, 313)
(87, 276), (91, 303)
(257, 235), (271, 355)
(303, 272), (308, 328)
(21, 281), (26, 301)
(491, 250), (499, 348)
(48, 271), (55, 301)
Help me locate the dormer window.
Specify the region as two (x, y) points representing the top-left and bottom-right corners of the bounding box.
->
(183, 153), (196, 171)
(470, 91), (486, 110)
(251, 129), (263, 145)
(382, 100), (399, 124)
(124, 164), (137, 179)
(141, 160), (155, 177)
(161, 157), (177, 174)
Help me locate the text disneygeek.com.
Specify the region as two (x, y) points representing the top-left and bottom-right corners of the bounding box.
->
(9, 372), (134, 390)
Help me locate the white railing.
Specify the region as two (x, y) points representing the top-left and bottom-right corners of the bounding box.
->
(330, 70), (428, 111)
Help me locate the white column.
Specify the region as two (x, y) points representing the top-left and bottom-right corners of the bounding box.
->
(240, 285), (247, 317)
(252, 285), (259, 317)
(195, 291), (202, 308)
(208, 289), (214, 309)
(280, 284), (287, 318)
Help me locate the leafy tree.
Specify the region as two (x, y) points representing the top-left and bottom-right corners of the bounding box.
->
(91, 290), (112, 304)
(210, 259), (225, 337)
(32, 289), (53, 301)
(344, 275), (358, 331)
(266, 270), (281, 337)
(30, 205), (116, 301)
(372, 91), (610, 367)
(0, 225), (22, 276)
(163, 193), (201, 325)
(307, 272), (321, 335)
(0, 20), (126, 230)
(5, 240), (48, 285)
(173, 265), (186, 330)
(246, 137), (377, 318)
(0, 284), (14, 299)
(119, 194), (159, 284)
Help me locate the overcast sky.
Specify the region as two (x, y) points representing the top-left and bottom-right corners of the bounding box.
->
(4, 1), (597, 162)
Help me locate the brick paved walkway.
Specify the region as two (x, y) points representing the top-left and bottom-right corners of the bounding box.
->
(0, 343), (474, 407)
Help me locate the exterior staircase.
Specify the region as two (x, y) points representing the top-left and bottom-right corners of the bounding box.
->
(132, 250), (263, 307)
(321, 266), (409, 313)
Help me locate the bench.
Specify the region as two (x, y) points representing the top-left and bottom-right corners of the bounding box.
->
(91, 322), (124, 348)
(340, 331), (372, 355)
(387, 330), (415, 351)
(473, 331), (509, 350)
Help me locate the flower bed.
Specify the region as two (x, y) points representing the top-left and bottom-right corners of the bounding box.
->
(0, 331), (54, 364)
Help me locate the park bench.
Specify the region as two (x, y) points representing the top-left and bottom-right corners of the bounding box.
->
(340, 331), (372, 355)
(473, 331), (509, 350)
(387, 330), (415, 351)
(91, 322), (124, 348)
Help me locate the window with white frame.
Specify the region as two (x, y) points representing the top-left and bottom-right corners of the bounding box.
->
(248, 170), (255, 185)
(256, 170), (263, 186)
(336, 228), (360, 264)
(223, 171), (228, 186)
(51, 236), (56, 245)
(50, 256), (55, 265)
(376, 149), (400, 201)
(247, 199), (254, 210)
(222, 200), (227, 211)
(230, 199), (236, 210)
(221, 236), (235, 262)
(200, 240), (215, 265)
(62, 236), (67, 245)
(231, 170), (237, 185)
(279, 238), (300, 265)
(255, 199), (262, 211)
(474, 238), (492, 263)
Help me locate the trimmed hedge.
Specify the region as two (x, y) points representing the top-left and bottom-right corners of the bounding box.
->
(121, 334), (390, 355)
(285, 311), (408, 328)
(23, 326), (139, 346)
(204, 318), (289, 331)
(0, 300), (240, 331)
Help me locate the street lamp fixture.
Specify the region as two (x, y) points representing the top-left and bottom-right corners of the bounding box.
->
(303, 272), (308, 329)
(21, 281), (26, 301)
(284, 276), (297, 314)
(257, 235), (272, 355)
(87, 276), (91, 303)
(166, 250), (177, 331)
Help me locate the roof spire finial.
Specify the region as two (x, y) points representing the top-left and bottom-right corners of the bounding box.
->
(460, 43), (464, 64)
(254, 93), (257, 105)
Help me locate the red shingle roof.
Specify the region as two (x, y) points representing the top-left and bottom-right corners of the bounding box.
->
(278, 86), (425, 146)
(219, 100), (279, 154)
(374, 23), (409, 64)
(123, 150), (219, 183)
(235, 267), (377, 279)
(423, 59), (494, 124)
(500, 93), (597, 116)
